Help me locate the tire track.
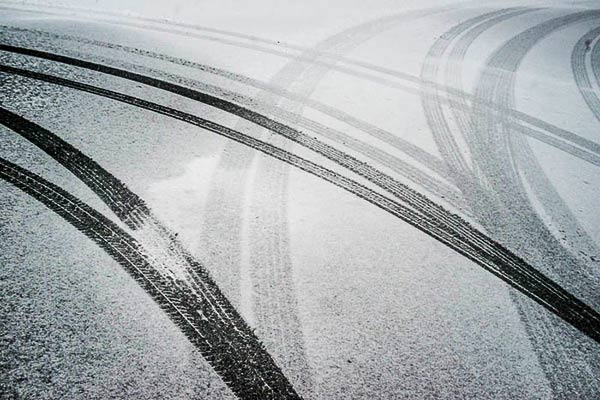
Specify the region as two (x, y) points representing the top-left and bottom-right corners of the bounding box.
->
(443, 7), (538, 174)
(0, 4), (587, 170)
(471, 10), (600, 301)
(0, 107), (150, 228)
(0, 156), (302, 400)
(2, 63), (600, 345)
(443, 6), (600, 262)
(0, 25), (473, 212)
(420, 8), (537, 227)
(470, 10), (600, 396)
(421, 8), (517, 180)
(4, 5), (600, 394)
(0, 0), (460, 72)
(3, 5), (600, 166)
(218, 9), (455, 395)
(0, 3), (449, 86)
(4, 6), (600, 394)
(0, 45), (512, 245)
(446, 12), (600, 168)
(2, 25), (598, 173)
(0, 108), (303, 398)
(571, 26), (600, 122)
(0, 4), (433, 88)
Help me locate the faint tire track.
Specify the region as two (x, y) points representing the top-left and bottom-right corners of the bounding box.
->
(199, 8), (455, 395)
(0, 3), (450, 86)
(421, 8), (515, 180)
(443, 7), (538, 173)
(592, 36), (600, 88)
(443, 7), (600, 267)
(571, 26), (600, 123)
(420, 8), (537, 228)
(2, 4), (599, 169)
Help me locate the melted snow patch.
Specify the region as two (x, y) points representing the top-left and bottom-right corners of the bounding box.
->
(145, 154), (221, 251)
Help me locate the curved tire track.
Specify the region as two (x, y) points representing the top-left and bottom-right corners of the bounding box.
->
(2, 5), (599, 167)
(0, 26), (474, 210)
(471, 10), (600, 302)
(0, 156), (302, 400)
(1, 63), (600, 346)
(428, 9), (600, 395)
(0, 45), (513, 245)
(420, 7), (538, 227)
(420, 8), (518, 180)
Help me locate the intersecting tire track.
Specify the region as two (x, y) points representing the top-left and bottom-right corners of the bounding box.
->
(469, 10), (600, 397)
(421, 8), (514, 180)
(420, 7), (537, 224)
(3, 18), (599, 172)
(470, 10), (600, 304)
(0, 156), (302, 400)
(442, 6), (600, 293)
(2, 57), (600, 348)
(447, 14), (600, 167)
(442, 7), (538, 174)
(224, 8), (456, 395)
(418, 8), (600, 396)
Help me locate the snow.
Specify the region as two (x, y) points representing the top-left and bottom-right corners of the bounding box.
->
(1, 1), (599, 398)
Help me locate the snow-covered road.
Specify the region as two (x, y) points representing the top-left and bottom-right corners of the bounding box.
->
(1, 1), (599, 398)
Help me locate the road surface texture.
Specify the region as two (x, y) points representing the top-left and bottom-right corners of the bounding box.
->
(1, 0), (599, 398)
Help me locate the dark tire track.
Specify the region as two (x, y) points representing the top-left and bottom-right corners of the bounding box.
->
(0, 107), (151, 228)
(2, 63), (600, 346)
(0, 105), (250, 330)
(0, 156), (302, 400)
(571, 26), (600, 123)
(0, 46), (513, 242)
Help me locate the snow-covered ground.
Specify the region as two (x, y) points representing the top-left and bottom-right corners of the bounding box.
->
(1, 1), (599, 398)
